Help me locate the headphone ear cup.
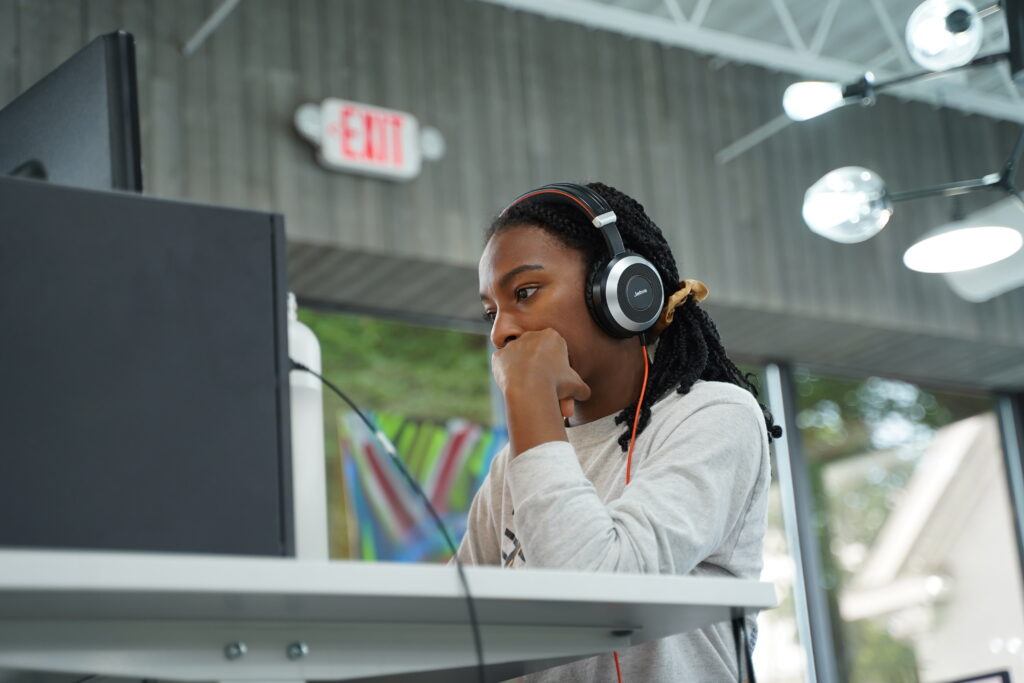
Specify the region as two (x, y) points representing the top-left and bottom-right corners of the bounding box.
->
(584, 259), (614, 336)
(587, 258), (633, 339)
(587, 254), (664, 339)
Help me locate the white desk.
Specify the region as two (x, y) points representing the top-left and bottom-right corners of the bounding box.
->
(0, 549), (776, 682)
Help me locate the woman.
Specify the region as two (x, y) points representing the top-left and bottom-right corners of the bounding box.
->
(458, 181), (782, 681)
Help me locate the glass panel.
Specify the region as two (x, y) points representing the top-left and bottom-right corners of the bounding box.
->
(298, 307), (495, 562)
(793, 369), (1024, 682)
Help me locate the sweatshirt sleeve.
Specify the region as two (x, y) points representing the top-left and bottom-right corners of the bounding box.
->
(452, 444), (509, 566)
(505, 400), (765, 574)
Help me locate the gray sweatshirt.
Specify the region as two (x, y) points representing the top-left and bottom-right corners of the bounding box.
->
(455, 379), (771, 682)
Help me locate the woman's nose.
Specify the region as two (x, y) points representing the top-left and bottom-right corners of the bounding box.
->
(489, 310), (522, 349)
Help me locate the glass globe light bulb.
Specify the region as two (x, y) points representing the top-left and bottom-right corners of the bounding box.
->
(906, 0), (983, 71)
(802, 167), (893, 243)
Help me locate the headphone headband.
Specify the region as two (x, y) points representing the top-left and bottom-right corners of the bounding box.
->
(500, 183), (617, 228)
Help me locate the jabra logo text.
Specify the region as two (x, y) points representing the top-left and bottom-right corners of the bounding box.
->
(633, 289), (648, 297)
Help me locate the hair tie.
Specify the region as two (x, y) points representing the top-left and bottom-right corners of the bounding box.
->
(651, 279), (709, 336)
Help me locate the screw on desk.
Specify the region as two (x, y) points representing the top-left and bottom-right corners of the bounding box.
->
(287, 641), (310, 660)
(224, 641), (248, 660)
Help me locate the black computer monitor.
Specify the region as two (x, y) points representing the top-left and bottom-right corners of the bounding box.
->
(0, 31), (142, 191)
(0, 176), (293, 556)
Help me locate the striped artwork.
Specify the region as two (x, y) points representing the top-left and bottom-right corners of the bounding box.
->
(337, 410), (507, 562)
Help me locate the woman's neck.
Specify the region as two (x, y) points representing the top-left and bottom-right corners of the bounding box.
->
(567, 342), (647, 426)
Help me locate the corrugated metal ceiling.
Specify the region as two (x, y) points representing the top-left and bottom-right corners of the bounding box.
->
(481, 0), (1024, 127)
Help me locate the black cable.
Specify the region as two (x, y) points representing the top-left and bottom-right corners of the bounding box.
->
(290, 360), (487, 683)
(731, 615), (757, 683)
(744, 617), (756, 682)
(732, 616), (743, 683)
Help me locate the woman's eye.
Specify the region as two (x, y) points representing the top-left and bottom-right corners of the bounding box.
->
(515, 286), (538, 302)
(481, 287), (537, 324)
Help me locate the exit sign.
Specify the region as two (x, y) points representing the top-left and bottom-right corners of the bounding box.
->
(296, 99), (422, 181)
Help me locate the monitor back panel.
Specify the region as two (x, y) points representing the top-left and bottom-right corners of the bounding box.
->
(0, 177), (293, 556)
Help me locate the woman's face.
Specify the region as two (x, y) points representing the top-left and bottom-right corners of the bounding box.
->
(478, 224), (619, 383)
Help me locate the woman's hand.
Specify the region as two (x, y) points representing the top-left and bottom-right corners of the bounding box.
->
(492, 329), (591, 457)
(492, 328), (591, 417)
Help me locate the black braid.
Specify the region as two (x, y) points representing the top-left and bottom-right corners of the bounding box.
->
(487, 182), (784, 451)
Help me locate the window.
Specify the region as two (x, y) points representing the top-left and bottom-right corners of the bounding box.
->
(298, 307), (496, 562)
(793, 369), (1024, 682)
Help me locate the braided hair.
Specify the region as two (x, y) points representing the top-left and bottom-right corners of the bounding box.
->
(487, 181), (784, 452)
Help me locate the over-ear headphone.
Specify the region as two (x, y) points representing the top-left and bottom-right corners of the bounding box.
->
(500, 182), (665, 339)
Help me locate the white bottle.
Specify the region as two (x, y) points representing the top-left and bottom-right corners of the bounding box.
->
(287, 292), (329, 560)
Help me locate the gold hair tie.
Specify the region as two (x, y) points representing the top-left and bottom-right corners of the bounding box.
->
(651, 279), (709, 336)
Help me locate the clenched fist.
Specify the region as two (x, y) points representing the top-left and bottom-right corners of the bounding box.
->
(492, 328), (591, 419)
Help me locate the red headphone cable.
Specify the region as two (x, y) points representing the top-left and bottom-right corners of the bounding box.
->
(614, 339), (650, 683)
(625, 340), (650, 485)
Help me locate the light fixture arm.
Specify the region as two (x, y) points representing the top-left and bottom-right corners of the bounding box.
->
(838, 52), (1011, 111)
(869, 51), (1010, 93)
(888, 175), (1002, 202)
(979, 2), (1003, 20)
(887, 127), (1024, 203)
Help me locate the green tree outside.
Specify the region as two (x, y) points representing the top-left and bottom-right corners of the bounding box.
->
(297, 307), (493, 559)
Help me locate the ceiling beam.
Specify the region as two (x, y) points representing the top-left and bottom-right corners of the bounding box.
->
(770, 0), (807, 53)
(181, 0), (242, 57)
(716, 113), (792, 165)
(690, 0), (714, 26)
(809, 0), (842, 56)
(663, 0), (687, 25)
(867, 0), (917, 71)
